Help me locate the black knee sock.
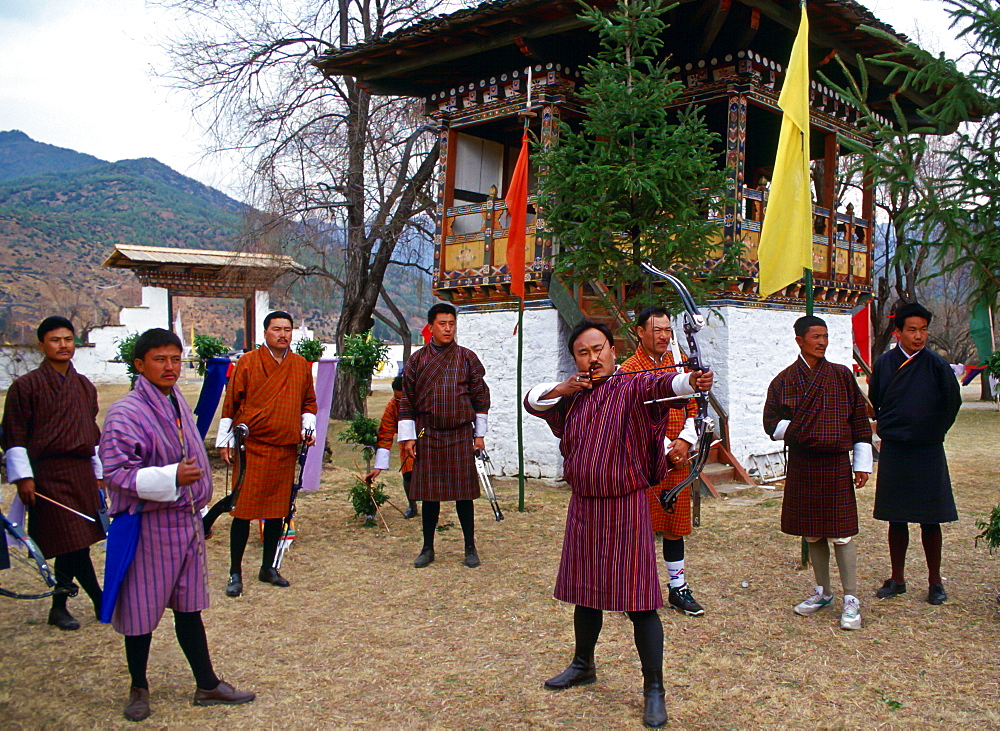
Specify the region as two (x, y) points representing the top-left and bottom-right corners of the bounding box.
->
(456, 499), (475, 550)
(627, 610), (664, 673)
(421, 501), (440, 550)
(261, 518), (284, 570)
(888, 522), (909, 582)
(573, 605), (603, 661)
(174, 611), (219, 691)
(52, 551), (78, 612)
(230, 518), (250, 575)
(403, 472), (417, 509)
(124, 633), (153, 690)
(56, 547), (101, 609)
(662, 538), (684, 563)
(921, 523), (943, 585)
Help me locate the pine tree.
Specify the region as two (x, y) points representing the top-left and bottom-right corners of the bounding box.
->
(537, 0), (737, 308)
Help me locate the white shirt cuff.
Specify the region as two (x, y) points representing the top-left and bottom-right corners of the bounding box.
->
(216, 417), (234, 447)
(398, 420), (417, 441)
(474, 413), (489, 438)
(677, 417), (697, 446)
(527, 382), (564, 410)
(91, 448), (103, 480)
(671, 373), (696, 397)
(772, 420), (791, 440)
(852, 442), (873, 473)
(5, 446), (32, 482)
(135, 464), (180, 502)
(302, 412), (317, 434)
(374, 447), (391, 471)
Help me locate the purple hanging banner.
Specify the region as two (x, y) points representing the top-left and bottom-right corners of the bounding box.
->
(301, 357), (338, 491)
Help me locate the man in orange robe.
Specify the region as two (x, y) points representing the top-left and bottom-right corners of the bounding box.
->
(217, 311), (316, 596)
(619, 307), (705, 617)
(365, 375), (418, 518)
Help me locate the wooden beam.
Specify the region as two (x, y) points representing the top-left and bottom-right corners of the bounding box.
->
(698, 0), (731, 57)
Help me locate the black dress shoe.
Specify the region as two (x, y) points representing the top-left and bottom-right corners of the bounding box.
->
(414, 548), (435, 568)
(404, 506), (418, 519)
(48, 606), (80, 631)
(225, 573), (243, 597)
(544, 656), (597, 690)
(928, 583), (947, 605)
(642, 670), (668, 728)
(876, 579), (907, 598)
(124, 686), (151, 722)
(464, 547), (481, 568)
(258, 568), (290, 587)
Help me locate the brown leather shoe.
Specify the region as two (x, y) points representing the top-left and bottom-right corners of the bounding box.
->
(123, 686), (150, 722)
(193, 680), (256, 706)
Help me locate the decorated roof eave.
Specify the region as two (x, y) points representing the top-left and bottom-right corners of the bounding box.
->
(313, 0), (946, 114)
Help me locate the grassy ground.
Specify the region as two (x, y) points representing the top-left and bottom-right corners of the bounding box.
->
(0, 378), (998, 729)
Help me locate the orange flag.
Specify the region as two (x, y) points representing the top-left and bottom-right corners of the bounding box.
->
(504, 130), (530, 300)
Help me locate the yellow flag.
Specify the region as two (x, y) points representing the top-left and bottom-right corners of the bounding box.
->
(757, 1), (812, 299)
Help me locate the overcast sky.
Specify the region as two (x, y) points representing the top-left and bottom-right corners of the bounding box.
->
(0, 0), (971, 202)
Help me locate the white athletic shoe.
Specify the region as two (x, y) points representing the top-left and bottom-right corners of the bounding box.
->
(794, 586), (834, 615)
(840, 595), (862, 630)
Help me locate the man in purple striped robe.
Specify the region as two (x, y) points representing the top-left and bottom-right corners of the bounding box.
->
(100, 329), (254, 722)
(524, 320), (713, 729)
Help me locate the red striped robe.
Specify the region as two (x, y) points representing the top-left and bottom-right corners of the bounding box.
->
(525, 371), (686, 611)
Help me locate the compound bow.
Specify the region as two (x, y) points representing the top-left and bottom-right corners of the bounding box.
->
(639, 260), (716, 513)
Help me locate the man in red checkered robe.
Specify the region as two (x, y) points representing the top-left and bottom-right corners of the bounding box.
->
(619, 307), (704, 617)
(217, 311), (316, 595)
(400, 303), (490, 569)
(764, 315), (872, 631)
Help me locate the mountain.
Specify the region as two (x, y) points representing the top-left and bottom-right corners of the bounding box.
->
(0, 132), (435, 345)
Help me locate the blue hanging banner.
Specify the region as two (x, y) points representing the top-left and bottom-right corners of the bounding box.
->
(194, 358), (232, 439)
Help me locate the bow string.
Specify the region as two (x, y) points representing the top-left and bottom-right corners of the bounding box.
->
(639, 260), (716, 513)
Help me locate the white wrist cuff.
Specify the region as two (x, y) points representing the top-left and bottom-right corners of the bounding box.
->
(5, 447), (33, 482)
(135, 464), (180, 502)
(398, 420), (417, 442)
(527, 382), (564, 410)
(216, 417), (234, 447)
(852, 442), (873, 473)
(91, 448), (104, 480)
(772, 420), (790, 440)
(474, 413), (489, 438)
(678, 417), (697, 446)
(672, 374), (696, 397)
(374, 447), (391, 471)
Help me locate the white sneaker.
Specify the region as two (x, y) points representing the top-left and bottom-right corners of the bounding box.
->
(794, 586), (834, 615)
(840, 595), (862, 630)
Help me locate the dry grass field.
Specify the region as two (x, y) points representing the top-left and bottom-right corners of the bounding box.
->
(0, 377), (998, 729)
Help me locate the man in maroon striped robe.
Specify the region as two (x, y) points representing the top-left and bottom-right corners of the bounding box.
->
(763, 315), (872, 631)
(524, 320), (713, 729)
(2, 316), (105, 630)
(100, 329), (254, 722)
(400, 303), (490, 569)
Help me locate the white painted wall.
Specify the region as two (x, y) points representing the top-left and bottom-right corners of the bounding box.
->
(255, 291), (270, 346)
(699, 304), (854, 471)
(456, 306), (573, 478)
(0, 346), (42, 391)
(452, 303), (855, 480)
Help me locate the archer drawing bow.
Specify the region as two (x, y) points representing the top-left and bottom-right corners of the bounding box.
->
(273, 429), (313, 570)
(639, 260), (717, 512)
(474, 448), (504, 522)
(202, 422), (249, 535)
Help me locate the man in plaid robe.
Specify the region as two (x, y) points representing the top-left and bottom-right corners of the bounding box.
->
(525, 320), (713, 729)
(2, 316), (105, 630)
(217, 311), (316, 595)
(620, 306), (704, 617)
(366, 375), (418, 518)
(399, 303), (490, 569)
(764, 315), (872, 630)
